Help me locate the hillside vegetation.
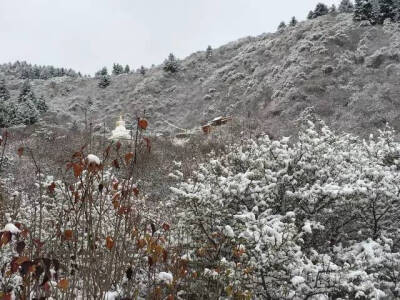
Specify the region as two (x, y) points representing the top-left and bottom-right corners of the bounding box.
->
(1, 13), (400, 136)
(2, 4), (400, 299)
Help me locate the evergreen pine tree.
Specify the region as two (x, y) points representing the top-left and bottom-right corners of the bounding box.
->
(314, 3), (330, 17)
(394, 0), (400, 21)
(289, 16), (298, 26)
(95, 67), (108, 77)
(18, 80), (36, 103)
(3, 101), (18, 127)
(278, 21), (287, 30)
(0, 103), (7, 127)
(339, 0), (355, 13)
(98, 75), (111, 88)
(12, 81), (39, 125)
(95, 67), (111, 88)
(0, 79), (10, 102)
(378, 0), (396, 23)
(354, 0), (373, 21)
(124, 65), (130, 73)
(35, 95), (48, 113)
(163, 53), (179, 73)
(206, 45), (213, 58)
(330, 4), (338, 13)
(139, 66), (146, 75)
(14, 101), (39, 125)
(307, 10), (315, 19)
(372, 0), (382, 22)
(112, 63), (124, 75)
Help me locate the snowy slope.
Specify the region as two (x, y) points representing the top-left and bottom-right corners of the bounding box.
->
(2, 13), (400, 137)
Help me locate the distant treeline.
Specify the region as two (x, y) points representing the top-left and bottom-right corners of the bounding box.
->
(279, 0), (399, 31)
(0, 61), (81, 80)
(307, 0), (400, 24)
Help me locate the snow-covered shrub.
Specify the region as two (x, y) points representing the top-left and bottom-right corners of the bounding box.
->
(170, 109), (400, 299)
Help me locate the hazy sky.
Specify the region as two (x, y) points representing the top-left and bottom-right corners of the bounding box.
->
(0, 0), (340, 75)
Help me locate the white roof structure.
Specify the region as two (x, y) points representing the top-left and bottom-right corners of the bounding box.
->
(110, 115), (131, 140)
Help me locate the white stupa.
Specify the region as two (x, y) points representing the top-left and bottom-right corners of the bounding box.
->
(110, 115), (131, 140)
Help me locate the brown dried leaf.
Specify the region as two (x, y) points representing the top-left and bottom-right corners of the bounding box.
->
(48, 182), (56, 194)
(124, 152), (134, 164)
(115, 141), (121, 151)
(138, 119), (148, 130)
(112, 159), (120, 169)
(137, 239), (146, 249)
(64, 230), (73, 241)
(57, 279), (69, 291)
(162, 223), (170, 231)
(106, 236), (114, 250)
(15, 256), (29, 266)
(73, 163), (83, 177)
(143, 137), (151, 153)
(0, 231), (11, 247)
(17, 147), (24, 157)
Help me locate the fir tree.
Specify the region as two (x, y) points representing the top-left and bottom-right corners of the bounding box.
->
(3, 101), (18, 127)
(0, 101), (7, 127)
(18, 80), (36, 103)
(124, 65), (130, 73)
(35, 95), (48, 113)
(112, 63), (124, 75)
(307, 10), (315, 19)
(14, 101), (39, 125)
(139, 66), (146, 75)
(339, 0), (355, 13)
(95, 67), (111, 88)
(378, 0), (396, 23)
(330, 4), (338, 13)
(0, 79), (10, 102)
(395, 0), (400, 21)
(8, 81), (40, 125)
(289, 16), (298, 26)
(354, 0), (373, 21)
(206, 45), (213, 58)
(98, 75), (111, 88)
(278, 21), (286, 30)
(95, 67), (108, 77)
(372, 0), (382, 23)
(314, 3), (330, 17)
(163, 53), (179, 73)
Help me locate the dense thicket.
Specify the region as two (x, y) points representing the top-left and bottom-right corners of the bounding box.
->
(170, 111), (400, 298)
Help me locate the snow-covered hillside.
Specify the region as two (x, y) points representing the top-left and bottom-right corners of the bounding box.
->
(2, 13), (400, 136)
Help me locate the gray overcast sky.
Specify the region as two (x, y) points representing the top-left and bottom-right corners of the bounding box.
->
(0, 0), (340, 75)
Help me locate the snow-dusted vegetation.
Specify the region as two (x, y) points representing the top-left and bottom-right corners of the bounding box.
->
(1, 109), (400, 299)
(1, 1), (400, 299)
(1, 5), (400, 137)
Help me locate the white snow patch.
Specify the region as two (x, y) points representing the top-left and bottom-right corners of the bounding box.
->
(223, 225), (235, 238)
(158, 272), (173, 284)
(104, 291), (119, 300)
(291, 276), (305, 286)
(87, 154), (101, 165)
(302, 220), (312, 234)
(3, 223), (21, 234)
